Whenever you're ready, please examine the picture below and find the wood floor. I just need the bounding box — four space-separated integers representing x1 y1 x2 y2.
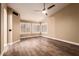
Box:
3 37 79 56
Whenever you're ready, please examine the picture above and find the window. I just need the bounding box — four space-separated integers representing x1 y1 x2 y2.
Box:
32 23 41 33
25 23 31 32
41 23 48 34
20 23 31 34
20 22 47 34
21 23 25 32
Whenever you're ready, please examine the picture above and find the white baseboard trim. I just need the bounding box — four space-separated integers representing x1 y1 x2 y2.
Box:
1 40 20 56
20 35 41 39
42 36 79 46
8 40 20 46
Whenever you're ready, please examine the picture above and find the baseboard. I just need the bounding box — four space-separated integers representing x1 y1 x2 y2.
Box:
8 40 20 46
1 40 20 56
42 36 79 46
20 35 41 39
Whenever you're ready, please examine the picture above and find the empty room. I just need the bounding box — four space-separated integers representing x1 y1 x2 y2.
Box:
0 3 79 56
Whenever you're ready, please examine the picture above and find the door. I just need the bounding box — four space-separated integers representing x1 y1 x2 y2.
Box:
7 8 13 44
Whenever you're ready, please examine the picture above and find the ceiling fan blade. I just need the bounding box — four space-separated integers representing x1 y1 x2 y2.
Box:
47 4 55 10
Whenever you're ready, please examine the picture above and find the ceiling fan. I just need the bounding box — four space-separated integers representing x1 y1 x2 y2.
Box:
34 3 55 15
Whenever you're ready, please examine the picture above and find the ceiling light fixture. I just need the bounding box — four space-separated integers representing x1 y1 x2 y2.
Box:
42 9 47 14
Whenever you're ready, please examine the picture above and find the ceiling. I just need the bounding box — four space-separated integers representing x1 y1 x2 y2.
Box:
8 3 69 22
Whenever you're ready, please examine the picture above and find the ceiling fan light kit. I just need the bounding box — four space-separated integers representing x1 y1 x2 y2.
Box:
42 9 47 14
